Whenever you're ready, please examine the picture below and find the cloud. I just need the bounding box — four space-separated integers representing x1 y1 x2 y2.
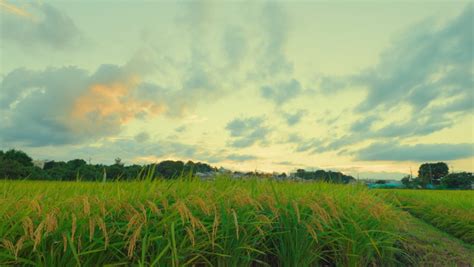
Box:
58 137 257 166
305 5 474 153
226 154 258 162
261 79 302 105
225 116 270 148
350 115 378 132
0 55 163 146
295 138 324 153
0 2 82 49
0 0 32 18
222 25 247 68
274 160 301 167
69 138 200 165
282 109 307 126
134 132 150 143
175 125 187 133
354 4 473 114
315 75 349 94
355 142 474 161
256 2 293 77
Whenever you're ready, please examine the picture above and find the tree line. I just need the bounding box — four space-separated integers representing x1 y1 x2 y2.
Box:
294 169 355 183
400 162 473 189
0 149 356 183
0 149 215 181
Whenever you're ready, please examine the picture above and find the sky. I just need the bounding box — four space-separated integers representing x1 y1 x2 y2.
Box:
0 0 473 179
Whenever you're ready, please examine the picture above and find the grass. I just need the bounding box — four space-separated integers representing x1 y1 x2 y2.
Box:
0 177 408 266
378 189 474 244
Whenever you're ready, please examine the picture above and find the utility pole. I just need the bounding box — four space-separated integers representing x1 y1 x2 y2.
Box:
429 164 433 185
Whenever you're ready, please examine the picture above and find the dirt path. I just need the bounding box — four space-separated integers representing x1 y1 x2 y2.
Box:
397 210 474 266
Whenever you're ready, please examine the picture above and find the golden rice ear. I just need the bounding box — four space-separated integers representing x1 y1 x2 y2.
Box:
1 239 15 257
15 235 26 259
71 214 77 243
232 209 239 240
96 217 109 249
62 233 68 252
127 223 143 259
82 197 91 216
33 221 45 251
89 217 95 241
22 217 34 239
45 212 58 234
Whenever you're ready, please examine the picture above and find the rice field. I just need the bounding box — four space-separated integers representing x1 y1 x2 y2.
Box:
378 190 474 244
0 177 472 266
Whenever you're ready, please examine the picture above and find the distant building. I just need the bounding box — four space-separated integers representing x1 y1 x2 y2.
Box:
367 180 404 189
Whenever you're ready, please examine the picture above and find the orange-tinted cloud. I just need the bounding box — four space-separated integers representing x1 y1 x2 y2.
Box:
0 0 33 19
69 73 167 136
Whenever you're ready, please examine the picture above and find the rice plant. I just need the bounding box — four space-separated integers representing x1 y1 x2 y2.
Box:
0 177 408 266
378 189 474 244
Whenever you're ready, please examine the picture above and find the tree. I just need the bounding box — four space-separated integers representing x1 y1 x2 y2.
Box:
4 149 33 166
0 159 29 179
67 159 87 170
124 165 143 180
401 175 411 187
26 166 48 180
441 172 473 189
294 168 355 183
156 160 185 179
106 164 125 180
44 161 66 170
46 163 74 181
418 162 449 185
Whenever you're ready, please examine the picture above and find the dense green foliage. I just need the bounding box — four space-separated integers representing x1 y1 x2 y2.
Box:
0 178 407 266
417 162 449 185
0 149 357 184
398 162 471 190
294 169 355 183
0 149 215 181
441 172 474 189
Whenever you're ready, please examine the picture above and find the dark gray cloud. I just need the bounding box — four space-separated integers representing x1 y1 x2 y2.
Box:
282 109 307 126
0 67 89 146
225 116 270 148
261 79 302 105
0 3 81 49
0 56 162 146
355 142 474 162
